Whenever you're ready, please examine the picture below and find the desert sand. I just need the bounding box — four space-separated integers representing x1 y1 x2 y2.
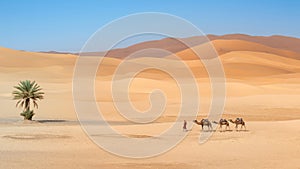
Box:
1 35 300 168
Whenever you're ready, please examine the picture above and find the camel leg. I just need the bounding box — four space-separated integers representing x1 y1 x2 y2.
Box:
207 125 211 131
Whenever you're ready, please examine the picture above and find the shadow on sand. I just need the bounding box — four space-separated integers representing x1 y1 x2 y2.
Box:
235 129 250 132
36 119 79 125
199 129 250 133
37 120 68 123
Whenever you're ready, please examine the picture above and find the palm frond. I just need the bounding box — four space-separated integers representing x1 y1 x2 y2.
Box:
12 80 44 112
33 100 38 109
15 100 22 107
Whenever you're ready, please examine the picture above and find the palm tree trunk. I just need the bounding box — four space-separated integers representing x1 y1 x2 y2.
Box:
24 98 30 120
25 98 30 111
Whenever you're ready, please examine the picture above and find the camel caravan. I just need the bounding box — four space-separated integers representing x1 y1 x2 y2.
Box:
188 118 246 132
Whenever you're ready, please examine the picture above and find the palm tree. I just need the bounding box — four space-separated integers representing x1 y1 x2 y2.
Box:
12 80 44 120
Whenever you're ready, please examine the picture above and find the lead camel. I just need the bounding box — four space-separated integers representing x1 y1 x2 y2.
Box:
193 119 213 131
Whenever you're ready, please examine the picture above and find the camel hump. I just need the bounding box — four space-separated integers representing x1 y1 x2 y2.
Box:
220 119 226 122
237 118 244 122
201 119 209 123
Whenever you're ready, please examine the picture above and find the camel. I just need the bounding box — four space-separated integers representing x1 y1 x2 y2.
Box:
213 119 230 131
193 119 212 131
229 118 246 131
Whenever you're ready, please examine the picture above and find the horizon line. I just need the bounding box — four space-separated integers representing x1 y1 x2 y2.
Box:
1 33 300 53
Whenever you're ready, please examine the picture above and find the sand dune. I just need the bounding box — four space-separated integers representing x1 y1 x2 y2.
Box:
212 39 300 60
221 51 300 77
79 34 300 59
1 36 300 120
0 47 76 68
1 34 300 168
172 39 300 60
208 33 300 54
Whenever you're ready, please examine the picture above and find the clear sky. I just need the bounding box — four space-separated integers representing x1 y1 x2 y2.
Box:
0 0 299 52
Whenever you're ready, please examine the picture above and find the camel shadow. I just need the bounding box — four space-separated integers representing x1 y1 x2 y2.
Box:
235 129 250 132
201 129 216 132
216 129 250 132
218 129 234 132
200 129 250 133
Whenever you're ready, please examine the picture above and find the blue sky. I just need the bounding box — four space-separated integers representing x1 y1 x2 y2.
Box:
0 0 299 52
